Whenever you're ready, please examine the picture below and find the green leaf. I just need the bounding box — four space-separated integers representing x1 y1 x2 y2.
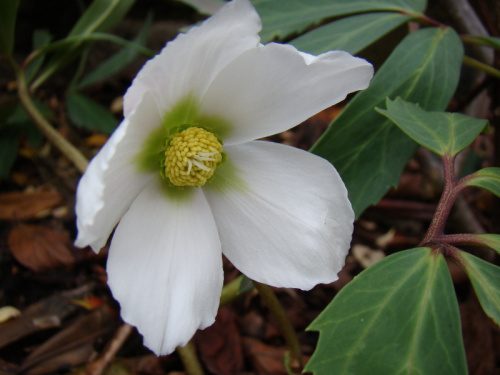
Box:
25 30 53 84
253 0 426 43
0 98 46 177
462 234 500 256
291 12 412 55
66 92 119 134
306 248 467 375
0 127 20 179
32 0 135 89
76 12 154 89
460 251 500 326
465 167 500 197
376 97 488 156
68 0 135 37
0 0 19 56
311 27 463 218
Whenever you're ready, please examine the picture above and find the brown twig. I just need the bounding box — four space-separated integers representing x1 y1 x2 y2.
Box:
85 323 134 375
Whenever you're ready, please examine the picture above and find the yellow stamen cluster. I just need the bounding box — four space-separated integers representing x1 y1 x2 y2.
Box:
164 127 223 187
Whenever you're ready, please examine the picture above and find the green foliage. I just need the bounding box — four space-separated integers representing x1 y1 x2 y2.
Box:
0 128 20 179
311 27 463 218
460 252 500 326
0 100 46 178
466 167 500 198
0 0 19 56
68 0 135 37
25 30 53 84
291 12 412 55
376 97 488 157
306 248 467 375
76 12 154 89
66 93 119 134
467 234 500 255
463 35 500 50
253 0 426 43
31 0 136 89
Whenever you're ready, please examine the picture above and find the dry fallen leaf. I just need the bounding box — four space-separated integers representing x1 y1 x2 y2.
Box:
7 224 74 272
0 190 62 220
85 133 109 147
196 307 244 375
0 306 21 323
21 305 117 375
0 284 95 349
351 244 385 269
242 337 287 375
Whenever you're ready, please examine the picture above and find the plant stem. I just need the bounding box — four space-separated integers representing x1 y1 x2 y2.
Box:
421 155 459 244
463 55 500 78
176 341 205 375
252 281 304 372
219 275 253 306
16 69 89 173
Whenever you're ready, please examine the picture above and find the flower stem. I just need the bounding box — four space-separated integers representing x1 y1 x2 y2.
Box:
252 281 304 372
16 68 89 173
176 341 205 375
219 275 254 306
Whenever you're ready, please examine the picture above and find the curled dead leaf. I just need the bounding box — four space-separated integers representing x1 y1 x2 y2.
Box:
0 306 21 323
0 190 62 220
7 225 74 272
351 244 385 269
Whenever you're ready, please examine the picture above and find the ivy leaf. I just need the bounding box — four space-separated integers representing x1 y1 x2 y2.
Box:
311 27 463 218
0 0 19 56
465 167 500 198
291 12 412 55
460 252 500 326
253 0 426 43
306 248 467 375
376 97 488 156
66 92 118 134
467 234 500 255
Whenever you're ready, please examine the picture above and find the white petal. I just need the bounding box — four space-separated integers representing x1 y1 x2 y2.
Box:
123 0 261 116
204 141 354 290
107 182 223 355
75 93 161 252
200 43 373 145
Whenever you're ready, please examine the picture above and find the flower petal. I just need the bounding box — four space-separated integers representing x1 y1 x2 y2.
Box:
107 181 223 355
123 0 261 117
75 93 161 252
200 43 373 145
204 141 354 290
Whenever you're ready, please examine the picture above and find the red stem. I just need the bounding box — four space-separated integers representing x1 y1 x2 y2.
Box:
421 155 459 244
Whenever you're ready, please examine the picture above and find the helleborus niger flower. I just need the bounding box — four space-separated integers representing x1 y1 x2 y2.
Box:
75 0 373 355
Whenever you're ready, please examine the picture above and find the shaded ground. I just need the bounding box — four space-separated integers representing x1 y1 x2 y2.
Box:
1 1 499 374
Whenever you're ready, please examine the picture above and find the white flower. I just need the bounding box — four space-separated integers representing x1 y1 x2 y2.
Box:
75 0 373 355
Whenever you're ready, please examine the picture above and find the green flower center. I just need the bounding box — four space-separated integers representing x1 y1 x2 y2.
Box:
163 127 223 187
